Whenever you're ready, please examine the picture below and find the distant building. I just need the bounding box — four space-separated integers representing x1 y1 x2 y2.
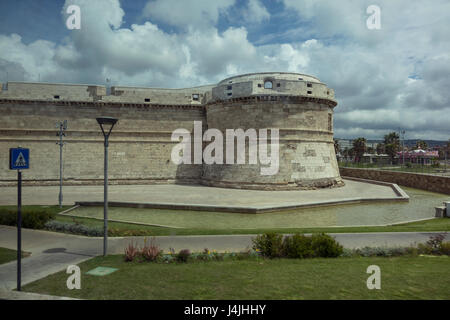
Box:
397 148 439 165
361 153 390 164
336 139 352 151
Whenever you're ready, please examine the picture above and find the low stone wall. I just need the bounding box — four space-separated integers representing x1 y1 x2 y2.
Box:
340 167 450 195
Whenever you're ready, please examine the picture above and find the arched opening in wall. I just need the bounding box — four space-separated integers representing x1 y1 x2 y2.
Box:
264 80 273 89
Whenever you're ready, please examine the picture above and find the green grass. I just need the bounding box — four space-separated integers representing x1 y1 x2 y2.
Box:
0 247 30 265
1 202 449 237
22 254 450 300
0 205 71 215
54 214 450 236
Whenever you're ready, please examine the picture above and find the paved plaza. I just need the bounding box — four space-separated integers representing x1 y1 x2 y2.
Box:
0 178 407 212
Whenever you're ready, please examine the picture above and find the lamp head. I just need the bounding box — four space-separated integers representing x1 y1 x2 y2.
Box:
96 117 118 137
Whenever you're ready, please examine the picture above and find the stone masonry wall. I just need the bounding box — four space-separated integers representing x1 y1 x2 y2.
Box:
340 167 450 195
0 101 204 186
203 98 342 190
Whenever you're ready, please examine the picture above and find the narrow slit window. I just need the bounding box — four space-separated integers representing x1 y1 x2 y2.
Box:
144 98 150 102
54 95 60 99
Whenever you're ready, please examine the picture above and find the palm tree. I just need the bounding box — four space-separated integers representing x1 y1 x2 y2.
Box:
415 140 428 150
352 137 367 163
384 132 400 164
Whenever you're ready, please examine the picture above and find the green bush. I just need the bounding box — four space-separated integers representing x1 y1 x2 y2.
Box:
0 208 55 229
439 242 450 255
44 220 103 236
176 249 191 263
253 233 343 259
310 233 343 258
282 234 314 258
351 246 417 257
252 232 284 258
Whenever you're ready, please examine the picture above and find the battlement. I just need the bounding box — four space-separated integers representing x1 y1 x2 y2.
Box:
0 81 215 105
0 72 336 107
212 72 336 103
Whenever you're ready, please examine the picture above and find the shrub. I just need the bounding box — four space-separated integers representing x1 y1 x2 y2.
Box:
0 209 55 229
176 249 191 263
44 220 103 236
282 234 314 259
352 246 416 257
252 233 283 258
124 241 139 262
426 233 447 252
439 242 450 255
310 233 343 258
140 238 163 262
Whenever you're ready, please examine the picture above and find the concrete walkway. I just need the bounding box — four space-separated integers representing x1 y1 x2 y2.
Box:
0 179 407 212
0 225 446 295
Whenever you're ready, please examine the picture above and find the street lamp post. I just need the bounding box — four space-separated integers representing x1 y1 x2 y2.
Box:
56 120 67 208
96 117 118 256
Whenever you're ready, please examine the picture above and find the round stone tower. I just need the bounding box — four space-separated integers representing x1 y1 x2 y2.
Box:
202 72 344 190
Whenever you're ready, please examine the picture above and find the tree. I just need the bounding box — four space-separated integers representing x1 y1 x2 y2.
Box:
383 132 400 163
415 140 428 150
352 137 367 163
376 143 385 155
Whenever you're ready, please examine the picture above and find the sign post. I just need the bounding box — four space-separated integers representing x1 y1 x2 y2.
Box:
9 147 29 291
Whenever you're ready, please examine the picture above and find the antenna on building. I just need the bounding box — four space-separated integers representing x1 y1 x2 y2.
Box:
106 78 111 95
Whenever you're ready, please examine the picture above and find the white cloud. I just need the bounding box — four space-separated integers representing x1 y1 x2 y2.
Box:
0 0 448 140
242 0 270 24
142 0 235 29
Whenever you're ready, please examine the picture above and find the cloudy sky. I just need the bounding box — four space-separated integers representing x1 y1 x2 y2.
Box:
0 0 449 140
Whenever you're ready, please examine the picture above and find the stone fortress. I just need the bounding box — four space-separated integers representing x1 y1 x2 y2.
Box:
0 72 343 190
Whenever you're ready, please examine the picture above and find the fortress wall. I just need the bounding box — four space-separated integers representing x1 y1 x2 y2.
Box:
340 167 450 195
0 101 204 185
0 72 342 190
104 85 214 105
0 82 106 102
212 79 335 101
203 99 342 190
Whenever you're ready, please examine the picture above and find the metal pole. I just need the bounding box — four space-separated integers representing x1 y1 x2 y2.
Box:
58 124 63 208
103 135 108 256
17 170 22 291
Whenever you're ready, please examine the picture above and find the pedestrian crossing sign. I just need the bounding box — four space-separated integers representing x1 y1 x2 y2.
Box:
10 148 30 170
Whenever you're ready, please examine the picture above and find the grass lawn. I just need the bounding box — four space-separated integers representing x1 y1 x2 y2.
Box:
22 255 450 300
0 205 71 215
55 213 450 236
0 247 30 265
